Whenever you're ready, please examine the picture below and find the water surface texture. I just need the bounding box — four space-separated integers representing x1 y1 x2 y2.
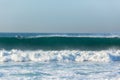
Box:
0 33 120 80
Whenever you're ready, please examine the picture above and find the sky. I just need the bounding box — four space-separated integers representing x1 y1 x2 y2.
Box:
0 0 120 33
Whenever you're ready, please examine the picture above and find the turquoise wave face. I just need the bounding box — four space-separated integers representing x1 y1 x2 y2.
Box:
0 37 120 50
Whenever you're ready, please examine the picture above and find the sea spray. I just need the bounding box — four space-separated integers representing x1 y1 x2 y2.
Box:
0 49 120 62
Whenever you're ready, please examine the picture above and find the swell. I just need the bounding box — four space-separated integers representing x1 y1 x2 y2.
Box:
0 37 120 50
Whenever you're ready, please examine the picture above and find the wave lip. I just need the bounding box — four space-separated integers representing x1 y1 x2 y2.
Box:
0 49 120 62
28 34 120 38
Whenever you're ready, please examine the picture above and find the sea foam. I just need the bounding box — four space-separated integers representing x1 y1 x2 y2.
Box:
0 49 120 62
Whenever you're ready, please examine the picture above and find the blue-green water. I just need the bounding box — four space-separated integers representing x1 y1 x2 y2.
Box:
0 33 120 80
0 33 120 50
0 62 120 80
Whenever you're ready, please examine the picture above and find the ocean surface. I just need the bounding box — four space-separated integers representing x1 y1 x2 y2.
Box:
0 33 120 80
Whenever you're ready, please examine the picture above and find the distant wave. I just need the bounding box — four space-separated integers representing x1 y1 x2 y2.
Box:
0 49 120 62
28 34 120 38
1 33 120 38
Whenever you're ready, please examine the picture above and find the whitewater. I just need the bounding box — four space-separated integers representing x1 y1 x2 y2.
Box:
0 49 120 62
0 33 120 80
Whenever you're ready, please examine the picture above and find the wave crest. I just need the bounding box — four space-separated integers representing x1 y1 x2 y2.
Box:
0 49 120 62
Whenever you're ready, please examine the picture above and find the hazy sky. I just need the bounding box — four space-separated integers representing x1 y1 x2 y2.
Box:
0 0 120 33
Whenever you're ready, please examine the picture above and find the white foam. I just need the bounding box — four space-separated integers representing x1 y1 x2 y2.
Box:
28 34 120 38
0 60 120 80
0 49 120 62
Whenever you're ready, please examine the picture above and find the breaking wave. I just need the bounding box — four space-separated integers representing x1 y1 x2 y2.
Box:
0 49 120 62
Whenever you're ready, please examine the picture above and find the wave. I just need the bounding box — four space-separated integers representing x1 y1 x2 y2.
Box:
0 37 120 50
0 49 120 62
28 34 120 38
1 33 120 38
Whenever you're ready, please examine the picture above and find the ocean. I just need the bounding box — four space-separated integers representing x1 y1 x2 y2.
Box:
0 33 120 80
